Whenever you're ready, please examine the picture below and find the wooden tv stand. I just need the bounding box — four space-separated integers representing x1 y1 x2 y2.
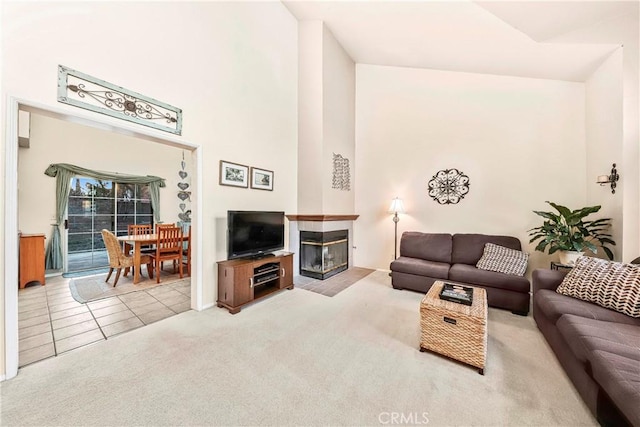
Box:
216 252 294 314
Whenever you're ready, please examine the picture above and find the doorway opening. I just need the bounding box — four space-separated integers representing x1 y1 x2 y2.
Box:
4 97 202 380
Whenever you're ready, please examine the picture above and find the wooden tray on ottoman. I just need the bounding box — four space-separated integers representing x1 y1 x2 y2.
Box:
419 281 488 374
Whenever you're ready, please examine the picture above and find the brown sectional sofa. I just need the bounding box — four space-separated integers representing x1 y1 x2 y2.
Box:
533 268 640 427
390 232 530 315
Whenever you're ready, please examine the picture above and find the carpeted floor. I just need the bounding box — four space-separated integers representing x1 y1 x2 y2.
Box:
1 271 596 426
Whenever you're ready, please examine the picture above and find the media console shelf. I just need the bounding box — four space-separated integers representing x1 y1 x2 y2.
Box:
216 252 294 314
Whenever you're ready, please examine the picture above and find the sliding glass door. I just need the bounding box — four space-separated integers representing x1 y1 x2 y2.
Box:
67 178 153 273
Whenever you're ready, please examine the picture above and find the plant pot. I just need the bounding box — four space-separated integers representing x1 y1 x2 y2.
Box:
558 250 584 266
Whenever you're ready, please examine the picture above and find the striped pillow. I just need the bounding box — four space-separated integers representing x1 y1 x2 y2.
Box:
475 243 528 276
557 256 640 318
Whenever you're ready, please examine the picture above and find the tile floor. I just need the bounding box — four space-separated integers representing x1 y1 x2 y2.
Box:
294 267 375 297
18 274 191 368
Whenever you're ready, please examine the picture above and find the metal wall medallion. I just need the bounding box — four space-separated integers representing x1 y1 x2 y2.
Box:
428 168 470 204
57 65 182 135
332 153 351 191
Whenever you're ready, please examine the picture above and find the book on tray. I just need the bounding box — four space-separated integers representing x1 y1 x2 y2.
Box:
439 283 473 306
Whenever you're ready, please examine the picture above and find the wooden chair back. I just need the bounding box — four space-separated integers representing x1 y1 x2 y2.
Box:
149 226 184 283
155 223 176 233
128 224 153 236
183 225 192 276
157 226 183 256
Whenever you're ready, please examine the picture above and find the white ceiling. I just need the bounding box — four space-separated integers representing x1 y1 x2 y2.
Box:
283 0 632 82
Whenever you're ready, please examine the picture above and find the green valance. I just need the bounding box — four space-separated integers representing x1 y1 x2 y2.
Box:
44 163 166 187
44 163 166 270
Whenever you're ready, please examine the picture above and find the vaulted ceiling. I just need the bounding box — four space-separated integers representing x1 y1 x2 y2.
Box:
283 0 635 81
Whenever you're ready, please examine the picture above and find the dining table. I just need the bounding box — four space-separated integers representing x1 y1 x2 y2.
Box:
117 233 189 284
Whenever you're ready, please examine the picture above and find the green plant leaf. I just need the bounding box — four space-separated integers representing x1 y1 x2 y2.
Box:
603 247 614 260
548 201 571 217
529 202 615 258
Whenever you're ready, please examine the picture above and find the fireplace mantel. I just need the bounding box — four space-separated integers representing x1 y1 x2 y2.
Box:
286 214 359 222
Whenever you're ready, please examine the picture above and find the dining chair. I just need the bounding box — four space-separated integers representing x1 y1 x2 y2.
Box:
128 223 153 236
155 223 176 233
149 226 183 283
101 229 153 286
127 223 155 254
181 225 192 276
154 223 177 271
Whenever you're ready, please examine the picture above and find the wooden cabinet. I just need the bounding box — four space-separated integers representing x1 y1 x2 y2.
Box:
217 252 294 314
19 234 46 289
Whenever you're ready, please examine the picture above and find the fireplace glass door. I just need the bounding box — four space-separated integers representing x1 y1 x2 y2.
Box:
300 230 348 280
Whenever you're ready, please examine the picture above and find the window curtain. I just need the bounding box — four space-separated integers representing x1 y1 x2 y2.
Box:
43 163 166 270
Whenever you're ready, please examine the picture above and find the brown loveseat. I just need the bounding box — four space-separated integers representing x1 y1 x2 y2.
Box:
533 269 640 427
389 232 530 315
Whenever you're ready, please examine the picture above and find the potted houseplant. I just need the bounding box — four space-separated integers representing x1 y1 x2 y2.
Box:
528 201 615 264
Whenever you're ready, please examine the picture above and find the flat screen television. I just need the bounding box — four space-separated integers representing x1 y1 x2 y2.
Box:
227 210 285 260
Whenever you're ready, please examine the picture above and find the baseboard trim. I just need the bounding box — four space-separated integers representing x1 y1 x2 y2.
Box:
198 302 215 311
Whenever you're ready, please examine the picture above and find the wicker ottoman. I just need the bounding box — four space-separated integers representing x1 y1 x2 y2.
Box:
419 281 488 374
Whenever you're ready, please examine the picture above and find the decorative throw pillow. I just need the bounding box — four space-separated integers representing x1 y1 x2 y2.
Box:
557 256 640 318
475 243 529 276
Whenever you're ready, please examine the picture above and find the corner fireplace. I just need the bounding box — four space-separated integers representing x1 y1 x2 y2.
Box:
300 230 348 280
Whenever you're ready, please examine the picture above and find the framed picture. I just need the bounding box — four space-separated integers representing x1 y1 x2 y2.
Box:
219 160 249 188
250 167 274 191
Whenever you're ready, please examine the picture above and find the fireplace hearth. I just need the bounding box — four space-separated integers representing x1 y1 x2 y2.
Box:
300 230 348 280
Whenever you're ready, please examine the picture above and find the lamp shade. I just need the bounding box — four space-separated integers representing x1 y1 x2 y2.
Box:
389 197 405 214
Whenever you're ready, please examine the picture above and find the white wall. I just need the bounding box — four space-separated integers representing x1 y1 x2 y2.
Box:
18 113 186 237
585 49 624 260
322 25 356 214
297 21 355 214
1 1 297 379
297 21 324 214
548 7 639 261
354 64 586 272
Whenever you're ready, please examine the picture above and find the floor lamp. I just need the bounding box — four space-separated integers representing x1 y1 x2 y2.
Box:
389 197 405 260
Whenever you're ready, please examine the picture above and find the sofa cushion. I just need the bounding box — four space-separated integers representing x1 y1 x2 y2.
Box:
390 257 450 279
399 232 452 263
532 268 568 293
556 314 640 364
448 263 530 293
451 234 522 265
534 289 640 326
476 243 528 276
590 350 640 427
557 256 640 318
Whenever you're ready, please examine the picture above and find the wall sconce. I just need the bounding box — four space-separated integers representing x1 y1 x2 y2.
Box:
389 197 406 260
596 163 619 194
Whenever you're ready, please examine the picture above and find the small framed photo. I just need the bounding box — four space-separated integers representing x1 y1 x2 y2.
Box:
219 160 249 188
250 167 274 191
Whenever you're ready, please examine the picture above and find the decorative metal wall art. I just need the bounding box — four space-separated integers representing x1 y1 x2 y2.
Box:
332 153 351 191
428 168 470 204
57 65 182 135
177 151 191 222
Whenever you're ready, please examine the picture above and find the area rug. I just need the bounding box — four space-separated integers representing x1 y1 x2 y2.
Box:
70 270 190 303
62 268 110 278
294 267 375 297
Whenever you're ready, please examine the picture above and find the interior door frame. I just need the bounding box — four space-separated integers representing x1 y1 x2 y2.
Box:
3 95 203 380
